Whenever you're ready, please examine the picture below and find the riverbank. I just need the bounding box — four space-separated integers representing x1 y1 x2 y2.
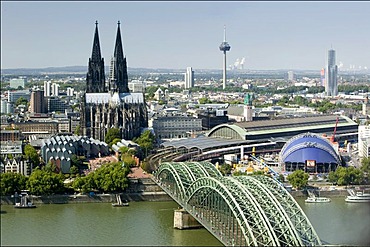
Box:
1 177 171 205
2 177 369 205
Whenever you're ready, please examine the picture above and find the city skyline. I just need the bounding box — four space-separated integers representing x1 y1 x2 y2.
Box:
1 1 370 70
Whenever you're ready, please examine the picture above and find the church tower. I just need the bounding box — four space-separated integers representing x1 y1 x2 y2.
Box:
86 21 105 93
109 21 129 93
243 93 253 122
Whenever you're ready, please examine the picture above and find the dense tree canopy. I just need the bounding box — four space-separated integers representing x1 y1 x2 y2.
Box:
287 170 309 189
0 172 28 196
105 128 121 145
328 166 365 186
72 162 131 193
24 144 40 167
360 157 370 183
26 168 65 195
15 96 28 107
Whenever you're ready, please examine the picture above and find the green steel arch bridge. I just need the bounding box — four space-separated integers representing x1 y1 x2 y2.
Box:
153 161 322 246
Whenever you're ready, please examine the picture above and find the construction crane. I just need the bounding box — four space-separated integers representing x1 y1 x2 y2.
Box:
330 116 339 143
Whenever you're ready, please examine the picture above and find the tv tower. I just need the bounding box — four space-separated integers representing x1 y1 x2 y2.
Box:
219 25 231 90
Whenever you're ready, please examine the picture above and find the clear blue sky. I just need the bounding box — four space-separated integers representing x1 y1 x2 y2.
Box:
1 1 370 70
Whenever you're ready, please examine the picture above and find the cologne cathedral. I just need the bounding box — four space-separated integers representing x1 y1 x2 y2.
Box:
80 21 148 141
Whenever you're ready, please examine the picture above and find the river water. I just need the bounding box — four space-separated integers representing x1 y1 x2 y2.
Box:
1 198 369 246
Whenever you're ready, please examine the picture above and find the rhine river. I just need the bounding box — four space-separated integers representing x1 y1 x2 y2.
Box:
1 198 369 246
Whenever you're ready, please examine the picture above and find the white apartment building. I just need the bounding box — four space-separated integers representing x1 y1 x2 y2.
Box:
51 83 59 96
44 81 51 96
358 125 370 158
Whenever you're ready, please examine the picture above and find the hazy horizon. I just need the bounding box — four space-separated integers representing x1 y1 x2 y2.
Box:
2 1 370 71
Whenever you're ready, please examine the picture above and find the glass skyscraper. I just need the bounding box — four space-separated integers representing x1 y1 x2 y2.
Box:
325 49 338 96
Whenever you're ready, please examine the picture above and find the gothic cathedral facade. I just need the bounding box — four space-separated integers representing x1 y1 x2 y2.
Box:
80 21 148 141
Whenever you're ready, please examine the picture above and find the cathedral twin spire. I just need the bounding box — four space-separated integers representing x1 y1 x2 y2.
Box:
86 21 129 94
91 21 102 62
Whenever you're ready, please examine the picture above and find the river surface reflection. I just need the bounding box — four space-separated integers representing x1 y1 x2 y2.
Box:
1 198 369 246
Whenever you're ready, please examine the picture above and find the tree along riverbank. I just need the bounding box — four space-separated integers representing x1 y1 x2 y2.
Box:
2 177 369 205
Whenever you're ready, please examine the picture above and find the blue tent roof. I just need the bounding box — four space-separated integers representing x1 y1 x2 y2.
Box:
280 133 340 164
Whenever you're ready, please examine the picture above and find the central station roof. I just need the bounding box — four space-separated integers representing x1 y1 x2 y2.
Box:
161 136 251 151
160 115 357 152
207 115 357 140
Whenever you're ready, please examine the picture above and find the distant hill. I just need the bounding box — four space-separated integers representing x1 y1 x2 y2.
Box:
1 66 190 76
1 66 88 75
1 65 333 77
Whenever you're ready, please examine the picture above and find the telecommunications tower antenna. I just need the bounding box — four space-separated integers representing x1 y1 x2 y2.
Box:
219 25 231 90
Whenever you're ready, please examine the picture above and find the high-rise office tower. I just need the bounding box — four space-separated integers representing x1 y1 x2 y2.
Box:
325 49 338 96
184 67 194 89
219 25 231 90
30 89 45 113
44 81 51 97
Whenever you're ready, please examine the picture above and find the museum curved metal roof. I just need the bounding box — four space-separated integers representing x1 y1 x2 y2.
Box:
279 132 341 164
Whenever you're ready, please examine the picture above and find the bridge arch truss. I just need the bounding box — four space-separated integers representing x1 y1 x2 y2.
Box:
153 162 321 246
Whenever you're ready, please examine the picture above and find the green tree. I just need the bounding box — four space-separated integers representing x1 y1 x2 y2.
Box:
15 96 28 107
105 128 121 145
71 154 82 168
287 170 309 189
74 124 81 135
70 166 79 176
121 153 137 167
0 173 28 196
140 160 151 173
24 144 39 167
277 95 290 106
198 97 213 104
360 157 370 174
43 161 58 173
278 174 285 183
72 175 94 193
110 138 122 147
293 96 309 106
328 166 364 186
133 130 155 158
219 163 232 176
72 162 131 193
26 169 66 195
145 86 162 100
119 146 137 156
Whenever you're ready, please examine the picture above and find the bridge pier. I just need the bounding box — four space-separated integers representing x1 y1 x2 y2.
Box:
173 208 202 229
